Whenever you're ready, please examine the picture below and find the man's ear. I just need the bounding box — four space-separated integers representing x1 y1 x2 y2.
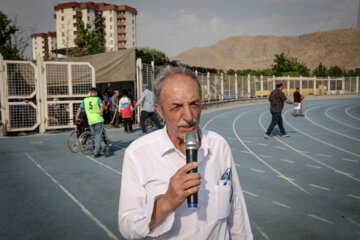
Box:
155 103 164 120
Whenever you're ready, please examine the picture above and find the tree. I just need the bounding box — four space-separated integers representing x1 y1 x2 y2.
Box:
0 10 20 60
272 53 310 77
312 63 328 77
327 65 343 77
11 15 34 59
139 47 169 60
69 21 105 57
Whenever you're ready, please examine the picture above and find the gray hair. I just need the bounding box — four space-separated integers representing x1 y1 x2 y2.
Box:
154 66 202 112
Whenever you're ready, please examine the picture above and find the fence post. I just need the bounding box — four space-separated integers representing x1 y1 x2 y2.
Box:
0 54 7 134
37 57 46 133
272 75 275 90
247 74 251 99
300 75 303 92
342 76 345 94
356 76 359 94
260 74 264 98
287 75 290 96
136 58 143 124
221 72 224 101
313 76 317 95
207 72 210 102
235 73 238 99
328 76 331 92
151 61 155 91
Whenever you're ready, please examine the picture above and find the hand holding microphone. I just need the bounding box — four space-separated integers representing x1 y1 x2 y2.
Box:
184 130 199 208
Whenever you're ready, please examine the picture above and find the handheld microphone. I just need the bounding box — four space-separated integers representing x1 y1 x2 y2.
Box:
184 130 199 208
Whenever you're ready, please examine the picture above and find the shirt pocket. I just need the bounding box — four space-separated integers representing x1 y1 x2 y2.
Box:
214 180 232 219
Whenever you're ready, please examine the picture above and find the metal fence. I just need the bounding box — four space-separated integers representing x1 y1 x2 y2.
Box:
135 60 359 105
0 55 95 134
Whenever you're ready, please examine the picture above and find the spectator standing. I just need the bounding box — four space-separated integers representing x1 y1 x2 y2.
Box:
119 89 133 133
264 82 298 139
136 84 162 136
118 67 253 239
102 89 111 124
293 87 304 117
76 88 109 158
111 89 120 128
128 88 135 122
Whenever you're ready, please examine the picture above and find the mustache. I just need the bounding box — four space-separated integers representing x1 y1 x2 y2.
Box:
177 119 197 127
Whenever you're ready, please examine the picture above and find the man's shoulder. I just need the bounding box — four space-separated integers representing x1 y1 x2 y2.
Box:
126 130 163 153
203 129 228 145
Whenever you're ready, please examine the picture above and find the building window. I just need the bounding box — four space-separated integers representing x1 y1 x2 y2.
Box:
132 19 134 24
73 23 76 27
110 17 112 22
74 31 77 35
110 40 113 44
110 10 112 14
61 16 64 21
61 9 64 13
87 16 90 21
133 42 135 46
62 39 65 44
110 33 112 37
87 9 90 13
110 25 112 30
62 24 64 29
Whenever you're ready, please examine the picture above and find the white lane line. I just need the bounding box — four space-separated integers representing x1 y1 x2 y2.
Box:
278 110 360 182
281 159 294 164
241 150 251 154
348 194 360 200
85 156 122 175
243 140 252 143
24 153 119 240
234 163 241 167
306 164 322 169
345 106 360 121
305 106 360 142
317 154 331 158
234 110 310 194
325 106 360 130
30 141 44 144
283 108 360 158
278 175 294 181
309 184 329 191
272 201 290 209
345 216 360 228
243 190 259 197
259 154 272 158
203 108 241 129
251 168 266 173
252 221 270 240
257 143 268 146
301 151 308 154
275 146 286 150
308 214 334 224
343 158 359 163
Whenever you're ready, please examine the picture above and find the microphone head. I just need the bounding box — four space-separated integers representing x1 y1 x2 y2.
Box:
184 130 199 150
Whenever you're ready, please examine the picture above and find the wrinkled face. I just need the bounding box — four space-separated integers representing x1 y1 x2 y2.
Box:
156 73 201 141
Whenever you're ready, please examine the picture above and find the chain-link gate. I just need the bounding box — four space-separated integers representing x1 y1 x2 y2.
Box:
0 55 95 135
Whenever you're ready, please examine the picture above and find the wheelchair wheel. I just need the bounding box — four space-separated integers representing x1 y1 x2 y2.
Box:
78 131 94 155
66 130 79 153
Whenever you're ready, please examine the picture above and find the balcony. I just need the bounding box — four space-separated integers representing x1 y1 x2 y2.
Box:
116 14 125 18
117 29 126 34
117 44 126 49
117 37 126 41
117 21 126 26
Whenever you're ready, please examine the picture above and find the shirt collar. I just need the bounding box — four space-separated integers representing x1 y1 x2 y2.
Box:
159 126 211 160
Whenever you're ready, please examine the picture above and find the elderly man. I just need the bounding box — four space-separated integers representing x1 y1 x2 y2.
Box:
118 67 253 239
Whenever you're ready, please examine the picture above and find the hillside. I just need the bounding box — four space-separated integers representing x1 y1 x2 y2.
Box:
171 28 360 71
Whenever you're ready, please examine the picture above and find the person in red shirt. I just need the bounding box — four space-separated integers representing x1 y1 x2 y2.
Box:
293 88 304 117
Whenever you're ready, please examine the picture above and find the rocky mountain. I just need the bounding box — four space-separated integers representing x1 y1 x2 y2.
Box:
171 28 360 71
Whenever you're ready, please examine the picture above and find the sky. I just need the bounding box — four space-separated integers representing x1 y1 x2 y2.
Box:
2 0 360 59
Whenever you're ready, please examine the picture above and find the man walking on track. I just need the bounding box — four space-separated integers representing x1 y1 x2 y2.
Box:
76 88 109 158
111 89 120 127
264 82 298 139
293 87 304 117
136 83 162 136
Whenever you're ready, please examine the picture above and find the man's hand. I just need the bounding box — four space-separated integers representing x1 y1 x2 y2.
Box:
162 162 201 211
294 102 298 106
149 162 201 231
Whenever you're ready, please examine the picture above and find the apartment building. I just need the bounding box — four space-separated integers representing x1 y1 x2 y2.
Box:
30 32 57 60
53 2 137 56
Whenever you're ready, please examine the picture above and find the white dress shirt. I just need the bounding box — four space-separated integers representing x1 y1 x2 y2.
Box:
118 127 253 240
135 89 155 112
